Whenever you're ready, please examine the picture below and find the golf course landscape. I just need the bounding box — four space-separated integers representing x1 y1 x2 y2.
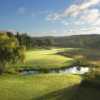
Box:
1 0 100 99
0 42 82 100
1 32 100 100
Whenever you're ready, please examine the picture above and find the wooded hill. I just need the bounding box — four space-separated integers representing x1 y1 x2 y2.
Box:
15 33 100 49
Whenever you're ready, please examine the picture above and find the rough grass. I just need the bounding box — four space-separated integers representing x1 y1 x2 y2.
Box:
58 48 100 67
72 84 100 100
0 74 81 100
15 48 74 69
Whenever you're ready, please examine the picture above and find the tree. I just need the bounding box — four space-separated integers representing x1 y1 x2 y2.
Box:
16 32 33 49
0 32 25 74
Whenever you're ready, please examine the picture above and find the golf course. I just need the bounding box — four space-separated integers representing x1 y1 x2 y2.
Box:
0 47 82 100
15 48 74 69
0 32 100 100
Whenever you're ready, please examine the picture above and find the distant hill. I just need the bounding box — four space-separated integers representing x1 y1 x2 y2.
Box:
32 34 100 48
55 34 100 48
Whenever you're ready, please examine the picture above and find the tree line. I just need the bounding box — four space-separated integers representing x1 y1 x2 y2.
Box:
15 33 100 49
15 32 54 49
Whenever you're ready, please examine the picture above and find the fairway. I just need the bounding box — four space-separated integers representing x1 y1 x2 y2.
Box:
16 48 74 69
0 74 81 100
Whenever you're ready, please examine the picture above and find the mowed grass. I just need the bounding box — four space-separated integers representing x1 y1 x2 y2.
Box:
0 74 81 100
16 48 74 69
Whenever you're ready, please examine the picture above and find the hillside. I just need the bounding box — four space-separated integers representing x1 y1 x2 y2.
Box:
16 33 100 49
53 34 100 48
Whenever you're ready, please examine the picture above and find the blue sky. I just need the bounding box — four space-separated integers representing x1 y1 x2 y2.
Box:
0 0 100 36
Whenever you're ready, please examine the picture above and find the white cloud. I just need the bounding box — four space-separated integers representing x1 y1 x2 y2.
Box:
94 19 100 26
80 9 100 23
47 13 61 21
76 26 100 34
63 25 100 35
61 20 69 26
78 0 100 10
47 0 100 20
46 0 100 35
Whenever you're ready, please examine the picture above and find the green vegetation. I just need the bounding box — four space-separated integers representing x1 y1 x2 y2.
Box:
15 33 55 49
58 48 100 67
15 48 74 69
72 85 100 100
15 33 100 49
0 74 81 100
72 70 100 100
0 32 25 74
0 32 100 100
71 66 100 100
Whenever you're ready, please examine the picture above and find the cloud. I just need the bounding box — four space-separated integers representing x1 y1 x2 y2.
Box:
94 19 100 26
80 9 100 23
46 12 61 21
61 20 69 26
75 26 100 34
47 0 100 20
62 25 100 36
46 0 100 35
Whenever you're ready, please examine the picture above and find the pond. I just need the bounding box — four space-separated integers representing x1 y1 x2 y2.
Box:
19 66 89 75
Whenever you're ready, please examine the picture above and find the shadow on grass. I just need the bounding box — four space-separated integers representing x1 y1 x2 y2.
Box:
72 81 100 100
32 81 100 100
72 86 100 100
32 85 79 100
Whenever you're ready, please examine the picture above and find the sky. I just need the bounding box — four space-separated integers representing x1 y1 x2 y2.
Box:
0 0 100 36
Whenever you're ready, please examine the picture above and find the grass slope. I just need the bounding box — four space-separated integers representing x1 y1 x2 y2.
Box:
0 74 81 100
15 48 74 69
